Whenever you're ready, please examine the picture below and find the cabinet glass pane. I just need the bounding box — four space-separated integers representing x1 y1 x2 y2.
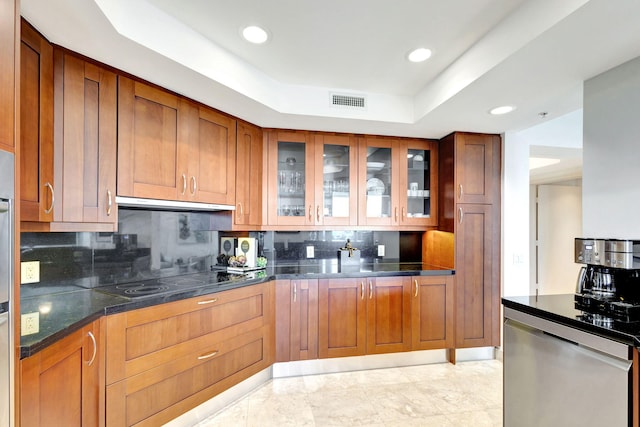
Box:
366 147 391 218
407 149 430 218
323 144 350 218
277 141 306 216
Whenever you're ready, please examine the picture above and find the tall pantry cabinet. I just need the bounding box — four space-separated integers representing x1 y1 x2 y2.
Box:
439 132 501 349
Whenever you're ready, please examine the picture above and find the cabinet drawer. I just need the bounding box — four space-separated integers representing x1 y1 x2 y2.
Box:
106 326 269 427
106 283 271 384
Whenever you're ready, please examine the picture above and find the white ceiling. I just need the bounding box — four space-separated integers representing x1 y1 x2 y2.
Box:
20 0 640 150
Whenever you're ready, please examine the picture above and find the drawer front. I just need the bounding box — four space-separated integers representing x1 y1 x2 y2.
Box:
106 283 271 384
106 326 269 427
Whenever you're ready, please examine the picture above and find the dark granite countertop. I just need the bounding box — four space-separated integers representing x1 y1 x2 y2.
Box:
502 294 640 347
20 262 453 358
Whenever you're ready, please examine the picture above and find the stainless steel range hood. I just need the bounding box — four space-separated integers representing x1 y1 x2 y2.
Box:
115 196 236 212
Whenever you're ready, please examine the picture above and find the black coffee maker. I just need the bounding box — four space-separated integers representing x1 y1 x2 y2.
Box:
575 238 640 324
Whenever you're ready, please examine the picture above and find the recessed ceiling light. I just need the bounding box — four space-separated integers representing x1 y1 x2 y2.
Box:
489 105 516 115
407 48 432 63
242 25 269 44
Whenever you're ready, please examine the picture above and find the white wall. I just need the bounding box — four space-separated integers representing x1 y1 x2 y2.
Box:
583 56 640 237
501 131 531 297
535 185 582 294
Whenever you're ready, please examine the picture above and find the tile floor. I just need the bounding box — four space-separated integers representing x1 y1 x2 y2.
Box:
194 359 503 426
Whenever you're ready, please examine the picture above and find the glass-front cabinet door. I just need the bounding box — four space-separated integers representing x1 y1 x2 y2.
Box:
267 130 315 226
315 134 357 226
358 137 400 226
399 139 438 226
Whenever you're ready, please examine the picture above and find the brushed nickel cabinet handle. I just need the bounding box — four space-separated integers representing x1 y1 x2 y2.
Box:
86 331 97 366
459 207 464 224
181 174 187 195
107 189 112 216
197 298 218 305
414 279 419 298
369 281 373 299
316 205 320 222
191 176 197 195
402 207 406 220
459 184 463 199
293 282 297 302
360 282 365 300
197 350 219 360
238 202 243 216
308 205 312 221
394 207 398 222
44 182 55 214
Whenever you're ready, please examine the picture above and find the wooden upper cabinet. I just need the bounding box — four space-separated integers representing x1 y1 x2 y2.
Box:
20 19 54 222
313 133 358 227
53 50 117 230
266 130 316 227
234 121 263 228
358 136 401 227
118 76 237 206
454 132 500 205
117 76 183 201
0 0 17 151
182 102 236 205
398 138 438 228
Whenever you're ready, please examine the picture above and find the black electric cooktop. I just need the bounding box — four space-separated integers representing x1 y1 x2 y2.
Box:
94 270 250 299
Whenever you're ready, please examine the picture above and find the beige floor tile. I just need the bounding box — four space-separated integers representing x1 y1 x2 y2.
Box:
193 360 503 427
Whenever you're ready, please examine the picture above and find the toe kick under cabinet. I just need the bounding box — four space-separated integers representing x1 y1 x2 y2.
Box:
104 282 274 427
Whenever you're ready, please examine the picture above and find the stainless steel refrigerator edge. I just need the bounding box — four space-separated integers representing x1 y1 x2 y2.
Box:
0 150 15 427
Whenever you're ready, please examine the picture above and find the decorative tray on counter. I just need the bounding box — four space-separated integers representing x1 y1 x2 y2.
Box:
227 266 266 273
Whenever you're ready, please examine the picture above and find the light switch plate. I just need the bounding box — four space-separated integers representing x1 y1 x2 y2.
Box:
21 312 39 336
21 261 40 284
306 246 315 258
378 245 385 257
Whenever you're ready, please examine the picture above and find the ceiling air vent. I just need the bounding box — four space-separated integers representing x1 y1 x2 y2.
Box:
330 93 367 110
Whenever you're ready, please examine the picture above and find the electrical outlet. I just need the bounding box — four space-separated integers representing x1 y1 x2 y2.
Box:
306 246 315 258
21 261 40 284
378 245 385 257
21 312 39 336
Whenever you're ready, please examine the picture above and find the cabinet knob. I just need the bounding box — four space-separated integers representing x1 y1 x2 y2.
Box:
44 182 55 214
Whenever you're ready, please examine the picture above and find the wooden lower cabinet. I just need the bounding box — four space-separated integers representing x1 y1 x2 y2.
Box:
104 282 274 426
20 319 104 427
275 279 319 362
318 276 412 358
455 203 499 348
411 275 454 350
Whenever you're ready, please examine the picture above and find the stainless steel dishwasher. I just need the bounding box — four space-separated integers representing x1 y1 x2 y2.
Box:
504 307 632 427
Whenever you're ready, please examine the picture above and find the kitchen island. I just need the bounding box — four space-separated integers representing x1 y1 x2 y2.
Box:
502 294 639 426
